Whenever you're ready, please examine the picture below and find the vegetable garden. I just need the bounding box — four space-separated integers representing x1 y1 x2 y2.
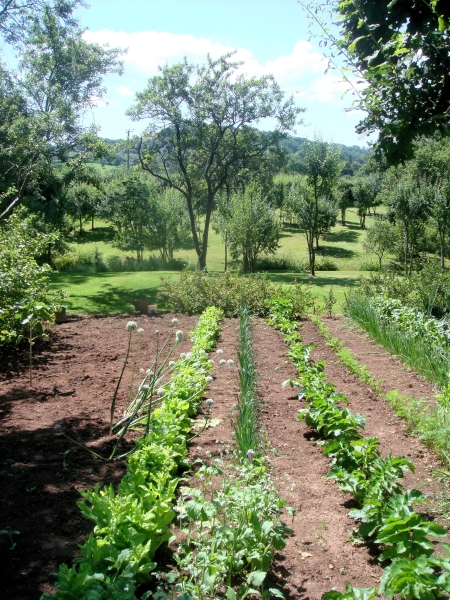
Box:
2 292 450 599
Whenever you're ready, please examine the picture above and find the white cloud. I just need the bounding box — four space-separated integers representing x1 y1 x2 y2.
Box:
115 85 135 97
83 29 330 86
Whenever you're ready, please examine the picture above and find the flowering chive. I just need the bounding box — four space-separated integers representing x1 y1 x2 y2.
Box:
126 321 137 331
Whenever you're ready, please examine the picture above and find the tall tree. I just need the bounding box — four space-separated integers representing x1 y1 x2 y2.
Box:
292 138 341 275
127 53 301 270
299 0 450 163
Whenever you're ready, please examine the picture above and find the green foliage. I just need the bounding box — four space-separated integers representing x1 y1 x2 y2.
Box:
42 307 223 600
300 0 450 163
363 218 397 269
0 209 63 344
225 186 280 274
234 305 260 458
159 270 316 317
345 293 450 388
169 461 291 600
128 52 301 270
322 583 377 600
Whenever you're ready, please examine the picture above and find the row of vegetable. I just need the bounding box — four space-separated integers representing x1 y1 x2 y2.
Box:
267 299 450 600
150 304 291 599
42 307 223 600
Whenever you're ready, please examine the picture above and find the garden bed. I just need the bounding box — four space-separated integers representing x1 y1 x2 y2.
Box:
0 314 447 599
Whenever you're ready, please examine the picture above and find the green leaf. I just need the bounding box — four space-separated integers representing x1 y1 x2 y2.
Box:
247 571 267 587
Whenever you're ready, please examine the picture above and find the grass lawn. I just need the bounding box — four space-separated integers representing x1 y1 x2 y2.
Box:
59 207 385 315
50 269 364 315
71 207 379 272
49 271 179 314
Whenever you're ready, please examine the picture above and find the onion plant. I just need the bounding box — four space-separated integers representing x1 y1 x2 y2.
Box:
234 304 260 459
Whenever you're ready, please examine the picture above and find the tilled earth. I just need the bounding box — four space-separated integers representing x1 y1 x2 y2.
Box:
0 313 447 599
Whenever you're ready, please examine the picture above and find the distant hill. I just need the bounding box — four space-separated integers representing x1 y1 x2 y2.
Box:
279 136 370 176
94 134 370 176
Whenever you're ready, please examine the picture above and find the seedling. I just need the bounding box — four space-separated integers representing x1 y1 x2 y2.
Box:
1 529 20 550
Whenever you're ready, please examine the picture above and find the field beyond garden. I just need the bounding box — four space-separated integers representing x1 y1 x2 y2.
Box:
0 312 444 599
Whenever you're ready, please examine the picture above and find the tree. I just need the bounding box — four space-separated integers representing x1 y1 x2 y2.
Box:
336 177 354 226
147 188 190 261
382 170 430 274
17 3 123 159
315 198 338 249
299 0 450 163
363 217 397 269
127 53 301 270
352 177 373 229
102 176 153 262
290 139 341 275
411 137 450 270
225 186 280 274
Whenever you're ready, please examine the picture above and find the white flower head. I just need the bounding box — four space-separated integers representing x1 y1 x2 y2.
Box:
138 328 144 334
193 361 201 368
54 424 61 430
216 349 224 355
142 384 149 391
186 352 192 358
205 398 214 406
171 318 178 325
180 352 186 359
246 449 255 463
227 359 234 366
205 376 213 383
176 330 183 343
169 360 176 367
155 329 160 335
208 359 215 365
146 369 153 376
199 349 206 356
139 368 144 374
126 321 137 331
219 359 226 366
157 387 165 396
196 382 202 388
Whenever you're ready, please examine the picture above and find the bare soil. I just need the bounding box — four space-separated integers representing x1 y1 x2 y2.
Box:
0 314 447 599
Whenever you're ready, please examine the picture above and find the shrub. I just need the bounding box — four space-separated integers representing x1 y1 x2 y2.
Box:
158 271 316 317
255 253 308 272
359 259 384 272
0 210 64 344
316 257 339 271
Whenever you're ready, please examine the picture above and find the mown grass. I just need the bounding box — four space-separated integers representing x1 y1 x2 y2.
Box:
49 271 178 314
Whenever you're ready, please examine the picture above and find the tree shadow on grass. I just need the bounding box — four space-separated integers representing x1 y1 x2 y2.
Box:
265 271 360 291
315 244 357 259
70 226 115 246
323 228 361 243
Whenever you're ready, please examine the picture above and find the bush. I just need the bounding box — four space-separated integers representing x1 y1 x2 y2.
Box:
255 253 309 272
158 271 316 317
53 251 187 273
0 210 64 344
315 257 339 271
357 262 450 317
359 259 384 272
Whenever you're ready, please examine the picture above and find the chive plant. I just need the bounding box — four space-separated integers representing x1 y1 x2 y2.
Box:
234 304 260 459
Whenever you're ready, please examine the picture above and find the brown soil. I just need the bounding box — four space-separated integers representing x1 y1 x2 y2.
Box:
0 314 447 600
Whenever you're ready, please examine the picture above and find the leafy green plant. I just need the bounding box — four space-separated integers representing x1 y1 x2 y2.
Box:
42 307 223 600
323 287 337 317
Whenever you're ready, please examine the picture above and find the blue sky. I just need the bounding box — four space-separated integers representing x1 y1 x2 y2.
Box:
75 0 371 147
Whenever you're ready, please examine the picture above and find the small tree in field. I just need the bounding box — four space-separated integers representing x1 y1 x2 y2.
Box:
363 217 397 269
226 186 280 274
289 139 341 276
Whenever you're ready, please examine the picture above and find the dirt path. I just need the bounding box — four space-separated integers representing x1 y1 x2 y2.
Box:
321 316 437 402
252 318 382 599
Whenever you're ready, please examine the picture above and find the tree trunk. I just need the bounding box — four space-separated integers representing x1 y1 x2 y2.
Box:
315 235 320 250
224 231 228 272
341 208 346 226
